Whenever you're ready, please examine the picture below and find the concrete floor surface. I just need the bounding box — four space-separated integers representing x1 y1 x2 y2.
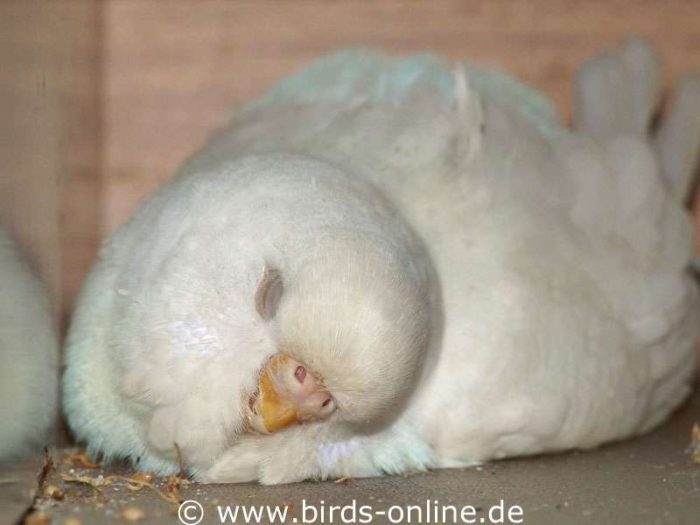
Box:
2 387 699 525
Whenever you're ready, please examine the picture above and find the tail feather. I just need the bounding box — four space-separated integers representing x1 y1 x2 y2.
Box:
575 39 700 207
574 39 661 140
654 75 700 204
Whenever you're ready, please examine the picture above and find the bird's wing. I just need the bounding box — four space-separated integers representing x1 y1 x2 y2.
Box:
237 49 563 139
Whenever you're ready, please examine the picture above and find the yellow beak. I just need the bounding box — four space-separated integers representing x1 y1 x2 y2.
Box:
257 366 301 432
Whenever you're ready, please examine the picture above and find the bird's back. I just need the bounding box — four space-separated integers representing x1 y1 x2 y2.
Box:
203 45 700 463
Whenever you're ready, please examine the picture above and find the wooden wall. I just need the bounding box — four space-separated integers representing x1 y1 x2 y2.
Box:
2 1 700 321
0 0 101 323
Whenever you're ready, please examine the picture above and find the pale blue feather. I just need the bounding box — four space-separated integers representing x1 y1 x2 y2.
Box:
247 49 565 139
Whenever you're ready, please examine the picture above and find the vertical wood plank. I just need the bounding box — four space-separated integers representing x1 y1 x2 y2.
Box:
0 0 101 323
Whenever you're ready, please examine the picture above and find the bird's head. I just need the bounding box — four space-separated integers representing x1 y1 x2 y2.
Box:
125 154 437 473
242 233 435 437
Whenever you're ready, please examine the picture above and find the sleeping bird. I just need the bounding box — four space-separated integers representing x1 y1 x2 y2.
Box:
63 39 700 483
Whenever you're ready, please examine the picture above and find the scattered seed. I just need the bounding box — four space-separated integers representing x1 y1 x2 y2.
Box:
62 451 100 469
130 472 156 484
121 506 145 522
26 512 52 525
44 484 65 501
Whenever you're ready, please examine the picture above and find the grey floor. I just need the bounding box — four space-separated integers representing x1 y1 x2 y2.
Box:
2 386 699 525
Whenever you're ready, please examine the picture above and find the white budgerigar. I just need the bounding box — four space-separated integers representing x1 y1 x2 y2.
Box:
63 40 700 483
0 227 58 462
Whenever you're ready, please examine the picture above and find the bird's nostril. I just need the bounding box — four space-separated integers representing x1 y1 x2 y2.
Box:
322 398 332 408
295 365 306 383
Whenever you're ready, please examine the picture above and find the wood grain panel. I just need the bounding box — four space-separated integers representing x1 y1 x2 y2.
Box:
0 0 101 322
103 0 700 235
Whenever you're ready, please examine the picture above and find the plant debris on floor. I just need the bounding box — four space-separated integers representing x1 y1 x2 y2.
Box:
23 447 190 524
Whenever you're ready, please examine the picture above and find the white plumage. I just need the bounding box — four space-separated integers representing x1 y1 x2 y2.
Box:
0 227 58 461
63 40 700 483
